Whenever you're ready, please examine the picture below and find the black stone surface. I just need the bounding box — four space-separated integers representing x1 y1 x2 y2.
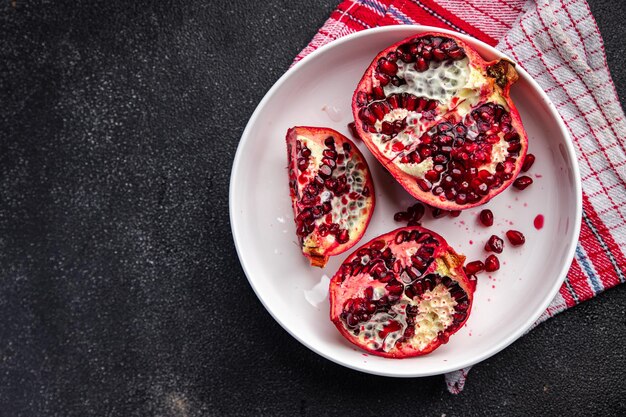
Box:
1 1 625 416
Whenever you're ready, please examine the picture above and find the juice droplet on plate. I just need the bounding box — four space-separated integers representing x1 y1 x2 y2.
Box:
534 214 544 230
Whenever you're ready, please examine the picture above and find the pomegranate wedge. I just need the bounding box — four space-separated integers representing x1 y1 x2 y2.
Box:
330 226 473 358
352 32 528 210
287 126 375 267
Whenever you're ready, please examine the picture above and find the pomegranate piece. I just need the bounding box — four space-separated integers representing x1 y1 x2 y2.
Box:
522 153 535 172
329 226 474 358
513 175 533 190
287 126 375 267
479 209 494 227
352 33 529 210
506 230 525 246
484 254 500 272
485 235 504 253
465 260 485 275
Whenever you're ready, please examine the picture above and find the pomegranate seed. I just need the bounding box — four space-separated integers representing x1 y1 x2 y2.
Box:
484 255 500 272
506 230 526 246
391 142 405 152
479 209 493 227
465 260 485 275
513 176 533 190
414 57 428 72
485 235 504 253
449 210 461 217
394 211 408 222
522 153 535 172
378 58 398 76
431 208 447 218
336 230 350 244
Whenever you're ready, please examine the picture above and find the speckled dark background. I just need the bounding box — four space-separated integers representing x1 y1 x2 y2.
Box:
1 0 625 416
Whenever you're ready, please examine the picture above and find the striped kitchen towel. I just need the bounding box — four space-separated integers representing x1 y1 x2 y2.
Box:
293 0 626 393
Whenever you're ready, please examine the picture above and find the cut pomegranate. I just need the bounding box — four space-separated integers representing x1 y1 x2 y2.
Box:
329 226 473 358
352 32 529 210
287 126 375 267
513 175 533 190
479 209 494 227
484 254 500 272
485 235 504 253
506 230 525 246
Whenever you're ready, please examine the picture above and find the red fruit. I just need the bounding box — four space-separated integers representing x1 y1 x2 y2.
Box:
287 127 375 267
485 235 504 253
465 260 485 275
352 33 529 210
479 209 494 227
522 153 535 172
347 122 361 141
506 230 525 246
329 226 473 358
484 254 500 272
513 176 533 190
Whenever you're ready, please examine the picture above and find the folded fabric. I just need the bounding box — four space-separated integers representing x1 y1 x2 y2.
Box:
293 0 626 393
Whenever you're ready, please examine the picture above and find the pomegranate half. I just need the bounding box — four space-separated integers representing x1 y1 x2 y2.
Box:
352 32 528 210
330 226 473 358
287 126 375 268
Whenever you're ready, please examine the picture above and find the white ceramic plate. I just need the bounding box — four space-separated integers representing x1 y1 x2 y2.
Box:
230 26 581 376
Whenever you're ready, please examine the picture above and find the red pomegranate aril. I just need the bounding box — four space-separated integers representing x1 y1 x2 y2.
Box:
506 230 526 246
465 260 484 275
479 209 494 227
450 210 461 217
394 211 409 222
378 58 398 76
485 254 500 272
513 176 533 190
415 56 428 72
485 235 504 253
431 208 447 218
417 179 432 192
522 153 535 172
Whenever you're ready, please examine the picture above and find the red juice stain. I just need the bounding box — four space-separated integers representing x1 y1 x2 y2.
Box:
469 240 473 245
534 214 545 230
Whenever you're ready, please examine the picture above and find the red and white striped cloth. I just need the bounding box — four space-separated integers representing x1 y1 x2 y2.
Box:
293 0 626 393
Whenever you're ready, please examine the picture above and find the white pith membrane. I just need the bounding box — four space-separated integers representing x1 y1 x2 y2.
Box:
370 57 510 178
294 135 372 249
339 239 464 353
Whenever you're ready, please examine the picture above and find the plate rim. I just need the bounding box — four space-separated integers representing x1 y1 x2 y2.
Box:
229 25 583 377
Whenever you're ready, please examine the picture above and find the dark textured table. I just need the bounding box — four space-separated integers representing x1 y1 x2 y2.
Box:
1 1 625 416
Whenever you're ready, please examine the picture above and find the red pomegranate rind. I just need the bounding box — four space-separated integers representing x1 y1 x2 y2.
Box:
329 226 473 358
287 126 375 268
352 32 529 210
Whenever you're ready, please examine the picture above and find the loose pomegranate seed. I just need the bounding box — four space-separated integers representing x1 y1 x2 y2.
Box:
479 209 493 227
449 210 461 217
522 153 535 172
485 235 504 253
513 176 533 190
431 207 447 218
465 260 485 275
394 211 409 222
506 230 525 246
484 255 500 272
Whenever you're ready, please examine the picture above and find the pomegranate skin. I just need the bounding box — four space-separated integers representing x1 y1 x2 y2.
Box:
287 126 375 268
329 226 474 358
352 32 529 210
